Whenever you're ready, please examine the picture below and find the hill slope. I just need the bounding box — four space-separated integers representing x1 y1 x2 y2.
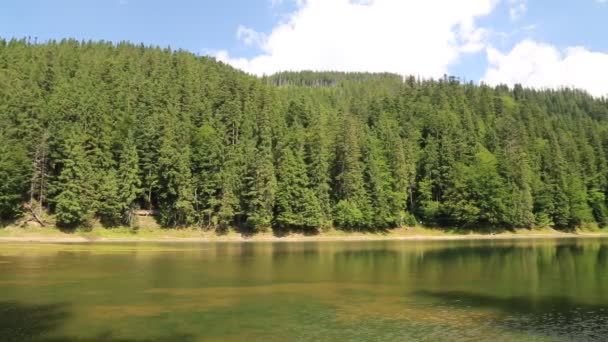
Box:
2 39 608 231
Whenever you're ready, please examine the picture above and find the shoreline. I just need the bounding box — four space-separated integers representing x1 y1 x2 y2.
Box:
1 228 608 243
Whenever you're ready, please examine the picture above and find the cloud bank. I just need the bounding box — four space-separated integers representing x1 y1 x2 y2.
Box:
216 0 498 78
482 40 608 97
215 0 608 97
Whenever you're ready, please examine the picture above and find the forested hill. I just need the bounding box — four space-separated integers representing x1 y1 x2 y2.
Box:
2 39 608 231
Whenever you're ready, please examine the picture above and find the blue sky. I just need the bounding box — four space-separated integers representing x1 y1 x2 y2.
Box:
1 0 607 96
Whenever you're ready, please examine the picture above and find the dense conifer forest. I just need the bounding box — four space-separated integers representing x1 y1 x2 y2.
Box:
1 39 608 232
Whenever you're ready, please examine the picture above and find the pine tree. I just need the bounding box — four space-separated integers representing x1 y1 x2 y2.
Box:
157 115 194 226
192 123 223 227
243 98 277 231
275 145 321 229
96 169 122 226
496 115 534 227
443 147 508 226
306 106 332 227
53 135 95 227
332 115 371 228
363 131 397 228
117 132 141 225
0 136 30 219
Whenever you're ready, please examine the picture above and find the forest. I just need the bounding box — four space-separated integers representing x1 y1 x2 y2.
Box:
1 38 608 232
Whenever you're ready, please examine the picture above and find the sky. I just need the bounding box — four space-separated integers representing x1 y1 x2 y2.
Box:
1 0 607 97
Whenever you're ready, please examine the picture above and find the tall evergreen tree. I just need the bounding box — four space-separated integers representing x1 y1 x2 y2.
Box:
156 115 194 226
52 135 95 227
275 145 321 229
0 136 30 219
243 96 277 231
333 115 371 228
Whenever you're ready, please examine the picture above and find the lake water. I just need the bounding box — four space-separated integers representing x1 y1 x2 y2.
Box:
1 238 608 341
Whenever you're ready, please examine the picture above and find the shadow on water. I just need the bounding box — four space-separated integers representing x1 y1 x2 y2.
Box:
418 291 608 341
0 301 195 342
0 301 70 342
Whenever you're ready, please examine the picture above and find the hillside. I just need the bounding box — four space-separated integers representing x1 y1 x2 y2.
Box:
2 38 608 232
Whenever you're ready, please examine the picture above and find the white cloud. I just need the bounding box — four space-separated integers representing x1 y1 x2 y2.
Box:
508 0 527 20
269 0 291 7
215 0 499 78
522 24 536 31
482 40 608 97
236 25 266 47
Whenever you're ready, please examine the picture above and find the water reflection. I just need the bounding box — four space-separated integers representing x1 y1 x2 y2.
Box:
419 291 608 341
0 238 607 341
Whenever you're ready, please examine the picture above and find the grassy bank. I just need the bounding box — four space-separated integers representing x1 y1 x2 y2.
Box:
1 221 608 243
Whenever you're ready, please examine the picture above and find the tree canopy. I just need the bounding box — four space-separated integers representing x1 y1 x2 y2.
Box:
1 38 608 231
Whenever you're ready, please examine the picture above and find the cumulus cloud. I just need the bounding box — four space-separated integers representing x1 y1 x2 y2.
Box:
237 25 266 47
482 40 608 97
508 0 527 20
216 0 498 78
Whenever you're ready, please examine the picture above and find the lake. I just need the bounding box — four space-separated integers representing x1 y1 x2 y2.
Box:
1 238 607 341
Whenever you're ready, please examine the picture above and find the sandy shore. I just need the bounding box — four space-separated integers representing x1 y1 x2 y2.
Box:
1 231 607 243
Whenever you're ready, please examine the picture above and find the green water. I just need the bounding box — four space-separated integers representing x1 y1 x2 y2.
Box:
1 239 608 341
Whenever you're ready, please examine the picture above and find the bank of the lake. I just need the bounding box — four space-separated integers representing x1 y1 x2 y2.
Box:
1 224 608 243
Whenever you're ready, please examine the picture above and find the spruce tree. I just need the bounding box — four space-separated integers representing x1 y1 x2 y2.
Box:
275 145 321 229
0 136 30 219
53 135 95 227
157 115 194 226
243 103 277 231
